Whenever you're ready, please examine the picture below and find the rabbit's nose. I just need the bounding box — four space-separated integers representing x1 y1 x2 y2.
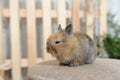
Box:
46 46 50 52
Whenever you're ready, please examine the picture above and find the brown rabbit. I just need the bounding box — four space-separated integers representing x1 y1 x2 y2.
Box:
46 24 98 67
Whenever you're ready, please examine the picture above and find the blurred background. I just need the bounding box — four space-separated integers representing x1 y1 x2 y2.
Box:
0 0 120 80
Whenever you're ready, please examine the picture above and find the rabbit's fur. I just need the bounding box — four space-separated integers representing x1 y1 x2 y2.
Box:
46 24 98 67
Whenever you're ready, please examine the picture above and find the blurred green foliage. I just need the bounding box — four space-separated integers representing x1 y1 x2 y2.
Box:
102 13 120 59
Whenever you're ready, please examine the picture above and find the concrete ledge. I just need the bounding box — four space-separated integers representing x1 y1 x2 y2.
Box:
27 58 120 80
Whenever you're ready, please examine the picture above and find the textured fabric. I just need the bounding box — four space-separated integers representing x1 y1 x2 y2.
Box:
27 58 120 80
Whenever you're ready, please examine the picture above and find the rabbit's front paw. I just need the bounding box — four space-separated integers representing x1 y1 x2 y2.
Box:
64 60 71 64
69 62 79 67
60 60 71 66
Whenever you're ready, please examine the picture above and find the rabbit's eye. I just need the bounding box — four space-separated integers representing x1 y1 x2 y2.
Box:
55 41 61 44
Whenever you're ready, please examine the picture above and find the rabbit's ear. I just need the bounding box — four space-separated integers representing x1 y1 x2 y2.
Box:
58 24 62 32
65 24 73 36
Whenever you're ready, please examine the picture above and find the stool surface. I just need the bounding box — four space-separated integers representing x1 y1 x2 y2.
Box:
27 58 120 80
